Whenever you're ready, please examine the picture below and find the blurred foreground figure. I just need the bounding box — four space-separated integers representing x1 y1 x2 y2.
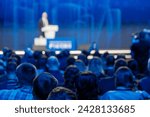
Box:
0 63 37 100
100 67 150 100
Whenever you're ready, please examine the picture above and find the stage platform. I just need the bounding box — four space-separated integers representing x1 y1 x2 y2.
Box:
0 50 131 59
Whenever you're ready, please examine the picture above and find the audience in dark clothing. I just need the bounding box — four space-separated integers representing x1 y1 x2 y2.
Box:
138 58 150 94
75 72 99 100
104 54 115 76
0 45 150 100
64 65 80 92
131 31 150 74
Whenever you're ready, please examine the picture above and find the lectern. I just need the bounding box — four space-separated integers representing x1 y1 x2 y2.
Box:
41 25 59 39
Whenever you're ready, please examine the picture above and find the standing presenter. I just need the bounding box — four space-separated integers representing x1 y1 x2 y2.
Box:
39 12 50 37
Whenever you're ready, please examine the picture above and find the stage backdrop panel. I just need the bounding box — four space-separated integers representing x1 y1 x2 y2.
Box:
0 0 150 50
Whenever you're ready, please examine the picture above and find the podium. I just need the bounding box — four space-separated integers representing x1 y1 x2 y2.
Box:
41 25 59 39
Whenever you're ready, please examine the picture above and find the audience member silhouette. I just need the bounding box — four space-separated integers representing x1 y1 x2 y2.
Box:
33 72 58 100
104 54 115 76
0 63 37 100
100 67 150 100
64 65 80 92
6 62 19 89
138 58 150 94
75 72 99 100
74 59 87 72
88 57 105 78
46 56 64 85
114 58 127 71
131 31 150 74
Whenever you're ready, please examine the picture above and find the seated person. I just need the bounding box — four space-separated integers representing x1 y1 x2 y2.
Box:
104 55 115 76
36 55 47 75
46 56 64 85
6 62 19 89
88 57 105 78
67 56 75 66
21 48 35 65
100 67 150 100
74 59 87 72
75 72 99 100
47 87 77 100
33 72 58 100
77 54 88 67
64 65 80 92
0 63 37 100
128 59 144 80
114 58 128 71
138 58 150 94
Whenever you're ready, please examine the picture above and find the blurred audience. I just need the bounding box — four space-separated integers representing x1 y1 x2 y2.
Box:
0 45 150 100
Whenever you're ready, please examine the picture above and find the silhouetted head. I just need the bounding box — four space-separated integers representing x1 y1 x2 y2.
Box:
114 58 127 71
115 67 135 89
78 54 88 66
36 55 47 69
75 72 99 100
47 87 76 100
33 51 42 59
24 48 33 57
16 63 36 86
46 56 60 71
33 72 58 100
64 65 80 91
106 55 115 66
116 54 126 60
88 57 104 76
45 50 56 58
74 59 86 72
67 56 75 66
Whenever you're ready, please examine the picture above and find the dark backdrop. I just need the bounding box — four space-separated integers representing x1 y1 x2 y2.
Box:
0 0 150 50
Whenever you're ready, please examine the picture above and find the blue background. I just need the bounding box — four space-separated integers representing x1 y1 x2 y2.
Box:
0 0 150 50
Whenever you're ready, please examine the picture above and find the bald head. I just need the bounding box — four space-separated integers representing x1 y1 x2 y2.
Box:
42 12 48 19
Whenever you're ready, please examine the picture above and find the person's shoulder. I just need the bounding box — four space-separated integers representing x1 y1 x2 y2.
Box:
135 90 150 99
99 90 117 100
0 89 17 100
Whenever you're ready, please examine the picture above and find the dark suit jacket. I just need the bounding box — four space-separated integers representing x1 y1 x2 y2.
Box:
38 18 50 37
